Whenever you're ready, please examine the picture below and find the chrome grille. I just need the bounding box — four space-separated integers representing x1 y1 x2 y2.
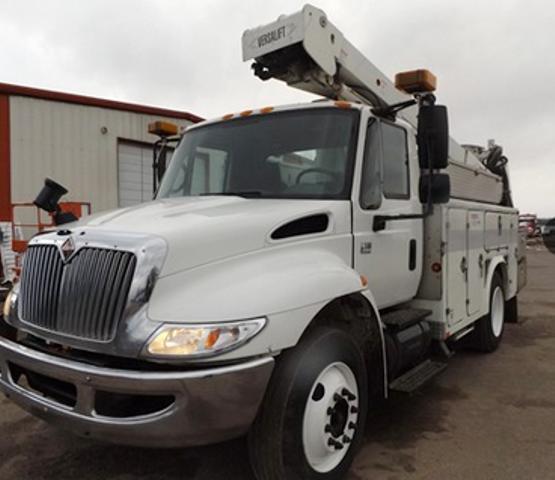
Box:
19 245 136 341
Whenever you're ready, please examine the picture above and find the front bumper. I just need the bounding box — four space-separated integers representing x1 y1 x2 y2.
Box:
0 336 274 448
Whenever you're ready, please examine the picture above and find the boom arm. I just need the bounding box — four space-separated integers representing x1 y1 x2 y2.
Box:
242 5 419 125
242 5 510 206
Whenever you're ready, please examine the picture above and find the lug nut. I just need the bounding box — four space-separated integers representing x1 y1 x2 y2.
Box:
341 388 356 401
350 406 359 414
333 393 342 402
342 435 352 444
324 424 332 433
327 407 334 416
348 421 356 430
327 438 344 450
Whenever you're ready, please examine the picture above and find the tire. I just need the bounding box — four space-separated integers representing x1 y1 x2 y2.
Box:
248 326 368 480
470 273 505 352
505 295 518 323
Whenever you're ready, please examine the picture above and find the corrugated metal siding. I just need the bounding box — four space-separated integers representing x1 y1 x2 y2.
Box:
0 222 16 277
9 96 193 214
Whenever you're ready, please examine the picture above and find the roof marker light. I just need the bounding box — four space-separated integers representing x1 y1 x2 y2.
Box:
334 101 352 109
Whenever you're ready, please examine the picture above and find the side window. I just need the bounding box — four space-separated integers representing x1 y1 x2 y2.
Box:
360 120 382 209
382 123 409 199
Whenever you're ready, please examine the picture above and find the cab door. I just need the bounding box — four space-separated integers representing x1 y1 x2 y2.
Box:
353 118 423 308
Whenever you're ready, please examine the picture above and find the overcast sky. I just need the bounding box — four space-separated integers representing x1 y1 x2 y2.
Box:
1 0 554 216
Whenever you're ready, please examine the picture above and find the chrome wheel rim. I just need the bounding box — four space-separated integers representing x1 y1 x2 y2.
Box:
302 362 359 473
491 286 505 338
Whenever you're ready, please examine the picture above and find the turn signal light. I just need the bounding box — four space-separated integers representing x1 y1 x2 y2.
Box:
395 69 437 94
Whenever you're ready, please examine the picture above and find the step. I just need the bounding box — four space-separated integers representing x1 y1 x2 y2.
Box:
381 308 432 332
389 359 448 393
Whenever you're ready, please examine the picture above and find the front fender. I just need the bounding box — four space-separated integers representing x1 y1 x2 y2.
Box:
147 248 366 361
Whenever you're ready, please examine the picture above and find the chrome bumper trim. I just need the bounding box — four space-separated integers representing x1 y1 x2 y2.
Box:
0 336 274 447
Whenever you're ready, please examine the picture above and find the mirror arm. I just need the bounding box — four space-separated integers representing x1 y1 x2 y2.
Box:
371 99 417 120
152 137 180 195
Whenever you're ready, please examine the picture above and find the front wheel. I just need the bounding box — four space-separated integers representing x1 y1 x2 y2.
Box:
248 327 368 480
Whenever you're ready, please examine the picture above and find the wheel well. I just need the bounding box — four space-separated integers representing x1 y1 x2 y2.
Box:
302 293 386 400
492 262 508 294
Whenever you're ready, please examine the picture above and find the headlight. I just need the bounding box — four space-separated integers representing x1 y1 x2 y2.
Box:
146 318 266 358
2 290 15 319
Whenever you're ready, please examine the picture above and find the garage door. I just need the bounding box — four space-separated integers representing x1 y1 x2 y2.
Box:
118 142 155 208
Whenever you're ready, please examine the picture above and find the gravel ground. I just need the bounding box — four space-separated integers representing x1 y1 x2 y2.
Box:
1 248 554 480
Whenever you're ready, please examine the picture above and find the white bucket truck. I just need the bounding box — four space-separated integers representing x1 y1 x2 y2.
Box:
1 5 524 480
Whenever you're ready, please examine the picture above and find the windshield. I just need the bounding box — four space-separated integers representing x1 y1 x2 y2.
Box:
157 108 358 200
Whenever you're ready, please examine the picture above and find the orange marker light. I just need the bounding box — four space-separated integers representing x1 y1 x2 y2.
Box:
240 109 253 117
260 106 274 114
360 275 369 287
205 329 221 349
334 101 352 109
222 113 234 120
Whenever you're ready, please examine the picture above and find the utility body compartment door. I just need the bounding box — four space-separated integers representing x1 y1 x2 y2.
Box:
446 208 467 327
466 210 484 316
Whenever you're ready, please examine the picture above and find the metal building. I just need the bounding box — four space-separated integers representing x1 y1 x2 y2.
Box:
0 82 201 215
0 82 201 281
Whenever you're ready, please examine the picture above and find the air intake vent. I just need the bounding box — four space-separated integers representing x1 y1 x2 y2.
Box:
271 214 329 240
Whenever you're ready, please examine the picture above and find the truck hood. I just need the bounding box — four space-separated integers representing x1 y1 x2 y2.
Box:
77 197 350 277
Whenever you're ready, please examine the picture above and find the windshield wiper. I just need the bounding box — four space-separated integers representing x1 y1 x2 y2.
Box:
199 190 263 198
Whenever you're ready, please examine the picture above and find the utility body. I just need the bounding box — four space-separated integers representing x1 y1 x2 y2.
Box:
0 5 524 480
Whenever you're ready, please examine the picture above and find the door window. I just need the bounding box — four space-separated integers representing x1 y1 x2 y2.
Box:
360 120 382 209
382 123 410 199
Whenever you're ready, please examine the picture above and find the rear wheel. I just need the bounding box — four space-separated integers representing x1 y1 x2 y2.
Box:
470 273 505 352
248 326 368 480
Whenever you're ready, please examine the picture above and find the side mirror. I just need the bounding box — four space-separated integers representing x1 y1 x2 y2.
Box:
417 105 449 169
419 173 450 204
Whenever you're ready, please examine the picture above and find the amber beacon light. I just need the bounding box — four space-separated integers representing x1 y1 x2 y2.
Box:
395 69 437 94
148 120 179 138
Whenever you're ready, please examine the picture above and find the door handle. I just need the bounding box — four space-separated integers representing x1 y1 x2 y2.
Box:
460 256 468 274
409 239 417 271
